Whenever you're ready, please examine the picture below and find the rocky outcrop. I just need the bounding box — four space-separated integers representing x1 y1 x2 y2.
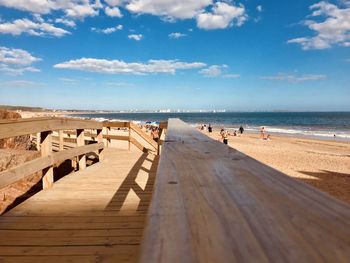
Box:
0 110 40 214
0 110 35 150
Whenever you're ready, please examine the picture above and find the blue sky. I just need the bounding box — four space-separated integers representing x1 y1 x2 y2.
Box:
0 0 349 111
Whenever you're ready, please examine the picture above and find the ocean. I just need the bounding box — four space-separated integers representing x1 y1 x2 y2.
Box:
70 112 350 141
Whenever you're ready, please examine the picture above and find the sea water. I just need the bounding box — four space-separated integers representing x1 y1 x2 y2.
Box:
70 112 350 141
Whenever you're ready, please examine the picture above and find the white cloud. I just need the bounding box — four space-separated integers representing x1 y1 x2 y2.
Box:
196 2 247 30
257 5 263 12
91 24 123 34
199 65 223 77
0 46 41 75
0 80 44 88
199 64 239 78
0 18 70 37
0 0 102 19
169 32 186 39
105 6 123 17
58 77 78 82
54 58 206 75
261 73 327 82
288 1 350 50
0 46 41 65
0 64 40 75
0 0 250 31
128 33 143 40
55 18 76 27
125 0 211 20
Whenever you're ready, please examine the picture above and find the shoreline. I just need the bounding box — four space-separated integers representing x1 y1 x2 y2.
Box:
18 110 350 143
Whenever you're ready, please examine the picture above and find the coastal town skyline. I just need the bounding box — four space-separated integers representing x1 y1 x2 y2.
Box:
0 0 350 111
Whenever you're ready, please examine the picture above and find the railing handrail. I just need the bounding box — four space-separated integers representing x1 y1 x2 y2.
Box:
0 142 104 189
0 117 103 140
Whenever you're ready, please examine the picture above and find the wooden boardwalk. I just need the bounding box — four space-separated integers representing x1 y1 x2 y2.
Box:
140 119 350 263
0 148 159 262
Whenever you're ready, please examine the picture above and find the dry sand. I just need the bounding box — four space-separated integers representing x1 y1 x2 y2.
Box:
207 131 350 204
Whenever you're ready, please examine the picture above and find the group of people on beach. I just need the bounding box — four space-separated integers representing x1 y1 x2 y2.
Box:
140 123 159 142
199 123 272 145
260 126 271 140
199 124 245 145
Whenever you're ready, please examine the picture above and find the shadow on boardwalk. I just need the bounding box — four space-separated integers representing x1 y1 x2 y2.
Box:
0 149 159 262
106 153 159 212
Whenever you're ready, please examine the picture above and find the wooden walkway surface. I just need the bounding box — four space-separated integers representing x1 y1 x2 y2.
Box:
0 148 159 262
140 119 350 263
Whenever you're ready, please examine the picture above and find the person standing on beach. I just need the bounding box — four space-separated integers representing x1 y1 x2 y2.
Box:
151 128 159 142
239 125 244 135
208 124 212 133
260 126 265 139
220 129 229 145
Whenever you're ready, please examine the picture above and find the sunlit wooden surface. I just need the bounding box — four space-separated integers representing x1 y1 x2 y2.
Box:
0 148 158 262
140 118 350 263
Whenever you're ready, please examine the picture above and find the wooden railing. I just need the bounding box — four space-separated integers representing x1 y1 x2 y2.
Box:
0 117 167 191
0 117 104 189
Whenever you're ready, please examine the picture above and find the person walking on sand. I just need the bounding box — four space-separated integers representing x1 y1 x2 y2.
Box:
239 125 244 135
208 124 212 133
151 128 159 143
260 126 265 139
220 129 229 145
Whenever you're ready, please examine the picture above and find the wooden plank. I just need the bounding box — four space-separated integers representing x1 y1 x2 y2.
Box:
76 129 86 170
129 122 157 150
0 143 103 189
63 131 129 142
129 137 148 153
159 121 168 129
58 130 64 151
139 118 350 263
0 157 49 189
0 148 158 262
40 131 53 189
96 129 104 161
52 143 104 165
103 121 130 128
0 118 102 140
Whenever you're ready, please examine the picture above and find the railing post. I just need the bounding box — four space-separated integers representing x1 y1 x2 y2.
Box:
76 129 86 170
40 131 53 189
59 130 64 151
106 126 111 147
36 132 41 151
128 123 131 150
97 129 104 161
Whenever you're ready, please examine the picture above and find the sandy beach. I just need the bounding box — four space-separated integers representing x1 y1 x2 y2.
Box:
206 130 350 204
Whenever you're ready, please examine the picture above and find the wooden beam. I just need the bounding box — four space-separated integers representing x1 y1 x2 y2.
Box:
129 122 157 150
159 121 168 129
96 129 104 161
103 121 129 128
40 131 53 189
52 143 104 165
129 137 148 153
0 118 102 140
76 129 86 170
0 143 104 189
0 156 51 189
139 118 350 263
58 130 64 151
